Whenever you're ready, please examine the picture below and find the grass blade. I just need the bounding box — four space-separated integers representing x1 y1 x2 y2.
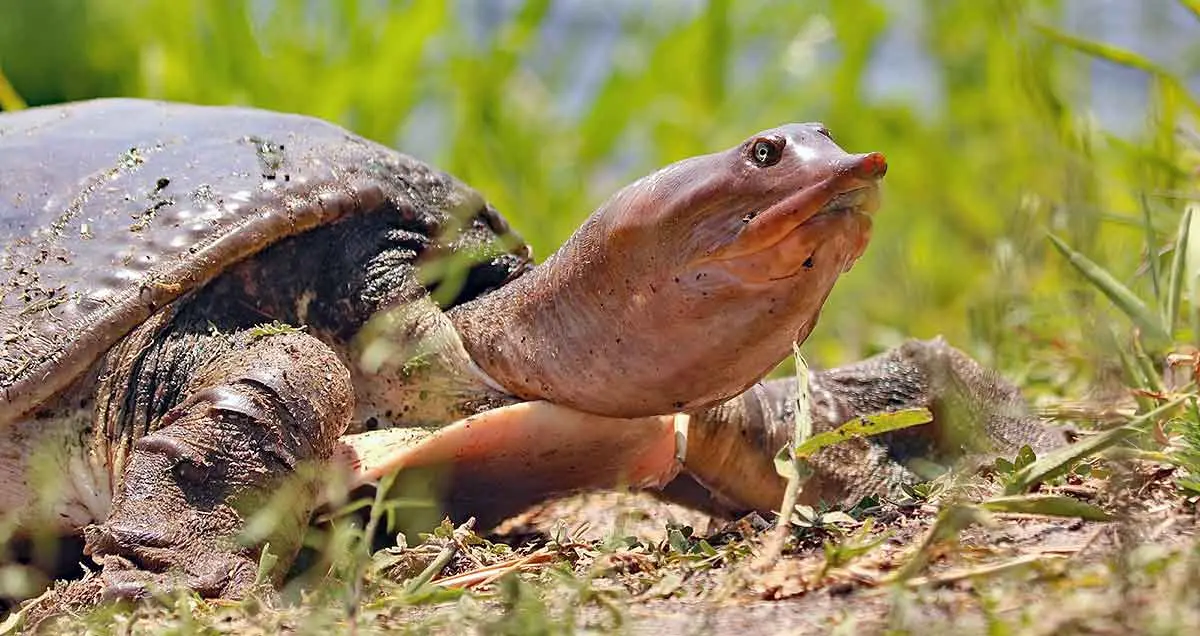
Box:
979 495 1111 521
1005 395 1189 494
1033 23 1165 77
794 408 933 458
1141 194 1162 303
0 65 24 111
766 344 816 562
1035 24 1200 119
792 342 814 446
1166 206 1193 335
1132 333 1167 394
1048 233 1169 342
1115 341 1155 413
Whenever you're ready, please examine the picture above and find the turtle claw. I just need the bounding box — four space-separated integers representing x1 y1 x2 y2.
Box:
89 549 255 603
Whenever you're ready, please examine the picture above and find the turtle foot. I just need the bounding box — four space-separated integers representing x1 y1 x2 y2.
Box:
82 330 353 604
664 338 1071 517
83 538 258 602
9 552 267 632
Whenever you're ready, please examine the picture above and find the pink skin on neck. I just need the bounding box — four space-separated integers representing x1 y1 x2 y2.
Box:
448 124 887 418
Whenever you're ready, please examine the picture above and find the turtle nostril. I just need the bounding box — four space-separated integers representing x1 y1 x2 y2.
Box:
856 152 887 179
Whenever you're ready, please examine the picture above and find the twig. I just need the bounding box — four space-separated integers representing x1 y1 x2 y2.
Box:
434 549 556 589
404 517 476 595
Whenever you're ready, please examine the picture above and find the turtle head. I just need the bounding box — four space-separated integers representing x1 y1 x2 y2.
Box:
600 124 885 284
452 124 886 417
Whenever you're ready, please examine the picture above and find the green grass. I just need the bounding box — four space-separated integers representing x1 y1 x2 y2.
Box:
3 0 1200 633
6 0 1195 370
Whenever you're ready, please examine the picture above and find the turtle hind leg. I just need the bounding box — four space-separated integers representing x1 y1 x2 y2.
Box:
663 337 1070 517
83 328 353 601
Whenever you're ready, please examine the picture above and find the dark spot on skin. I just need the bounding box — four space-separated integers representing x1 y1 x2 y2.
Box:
803 256 815 269
673 277 680 284
615 337 622 344
175 459 211 485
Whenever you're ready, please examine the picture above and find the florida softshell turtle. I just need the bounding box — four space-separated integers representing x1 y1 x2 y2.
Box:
0 99 1063 608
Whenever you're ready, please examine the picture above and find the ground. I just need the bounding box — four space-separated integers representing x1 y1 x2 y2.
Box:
10 449 1199 635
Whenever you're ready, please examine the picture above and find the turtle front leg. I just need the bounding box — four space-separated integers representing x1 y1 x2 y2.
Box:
664 337 1070 517
82 330 353 601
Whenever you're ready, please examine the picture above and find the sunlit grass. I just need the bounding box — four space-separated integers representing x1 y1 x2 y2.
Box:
2 0 1200 632
6 0 1194 370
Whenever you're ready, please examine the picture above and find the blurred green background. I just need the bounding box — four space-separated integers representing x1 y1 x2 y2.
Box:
1 0 1197 390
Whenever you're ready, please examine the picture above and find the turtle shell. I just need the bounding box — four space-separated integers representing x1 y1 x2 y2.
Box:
0 99 531 425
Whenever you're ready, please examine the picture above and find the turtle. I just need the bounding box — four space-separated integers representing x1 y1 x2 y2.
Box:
0 99 1065 612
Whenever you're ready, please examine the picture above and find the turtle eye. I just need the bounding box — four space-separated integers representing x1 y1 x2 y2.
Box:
750 138 783 167
815 126 833 141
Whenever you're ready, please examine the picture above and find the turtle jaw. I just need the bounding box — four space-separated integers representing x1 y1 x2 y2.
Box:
700 150 885 282
709 185 879 284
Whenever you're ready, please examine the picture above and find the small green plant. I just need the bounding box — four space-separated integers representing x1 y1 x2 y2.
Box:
993 444 1038 477
815 517 889 583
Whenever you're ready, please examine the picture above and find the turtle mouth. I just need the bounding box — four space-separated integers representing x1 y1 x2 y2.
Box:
805 184 879 222
700 178 880 284
705 151 886 265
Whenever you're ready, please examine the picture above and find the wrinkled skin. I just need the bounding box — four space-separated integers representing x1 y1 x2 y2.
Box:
81 328 353 601
451 125 887 417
